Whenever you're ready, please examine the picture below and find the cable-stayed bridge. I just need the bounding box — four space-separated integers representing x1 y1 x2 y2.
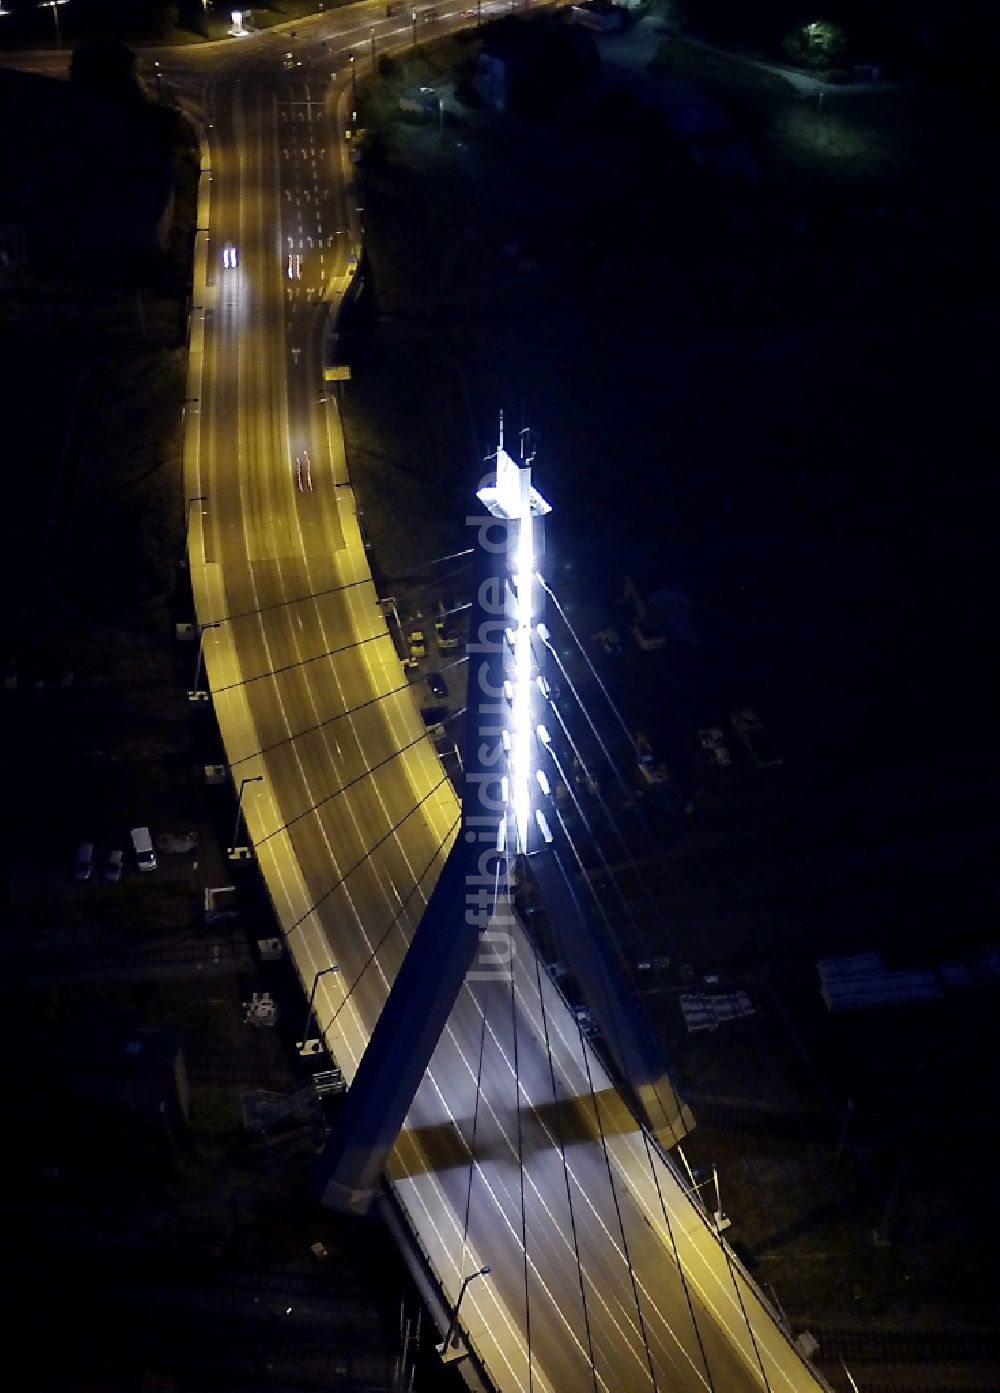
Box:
176 12 835 1390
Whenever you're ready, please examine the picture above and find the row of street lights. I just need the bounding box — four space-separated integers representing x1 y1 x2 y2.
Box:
181 521 494 1367
19 0 497 57
13 0 255 47
0 1 69 45
174 57 492 1367
40 0 67 45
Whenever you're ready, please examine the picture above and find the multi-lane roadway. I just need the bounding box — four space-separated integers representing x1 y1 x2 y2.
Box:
7 9 834 1389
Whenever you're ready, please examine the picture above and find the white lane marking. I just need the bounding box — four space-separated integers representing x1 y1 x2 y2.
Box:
232 92 665 1393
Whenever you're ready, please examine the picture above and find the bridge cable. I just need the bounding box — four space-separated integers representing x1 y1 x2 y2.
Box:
211 627 390 694
396 564 474 610
280 772 453 939
385 545 474 576
537 676 681 960
549 856 660 1392
228 674 438 766
321 814 459 1037
543 575 725 853
538 598 813 1376
193 551 470 636
536 627 692 907
529 948 600 1392
540 596 877 1304
199 571 376 628
256 727 452 847
550 802 688 1153
232 684 463 768
509 870 535 1393
461 848 505 1262
540 736 665 992
460 1008 489 1260
547 811 717 1389
539 576 644 763
714 1219 776 1393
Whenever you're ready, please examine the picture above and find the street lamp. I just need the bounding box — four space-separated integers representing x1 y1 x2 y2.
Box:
411 9 417 47
685 1165 731 1233
188 620 220 699
297 964 341 1054
349 51 356 106
370 24 376 72
38 0 68 46
229 774 263 857
437 1266 490 1364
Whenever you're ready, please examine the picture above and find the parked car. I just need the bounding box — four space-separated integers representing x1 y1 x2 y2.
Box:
103 849 124 883
426 671 448 699
130 826 157 873
72 842 95 882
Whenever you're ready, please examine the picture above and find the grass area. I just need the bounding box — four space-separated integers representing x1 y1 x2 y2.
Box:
188 1080 244 1134
0 0 356 52
648 34 792 101
649 36 921 190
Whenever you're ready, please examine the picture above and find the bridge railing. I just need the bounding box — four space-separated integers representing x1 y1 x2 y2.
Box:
377 1180 496 1393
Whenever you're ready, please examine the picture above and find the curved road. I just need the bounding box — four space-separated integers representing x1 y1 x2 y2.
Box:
6 10 833 1391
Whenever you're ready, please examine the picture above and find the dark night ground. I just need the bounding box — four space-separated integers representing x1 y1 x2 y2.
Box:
1 20 999 1383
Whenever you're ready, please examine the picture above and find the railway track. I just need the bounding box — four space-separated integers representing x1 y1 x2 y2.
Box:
188 1045 293 1086
810 1324 1000 1365
807 1321 1000 1391
101 1270 396 1372
17 934 254 983
210 1269 376 1303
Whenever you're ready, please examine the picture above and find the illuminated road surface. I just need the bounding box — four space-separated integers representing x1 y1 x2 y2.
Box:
84 8 827 1390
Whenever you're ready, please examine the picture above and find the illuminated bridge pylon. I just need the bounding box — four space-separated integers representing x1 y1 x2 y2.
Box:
316 418 691 1216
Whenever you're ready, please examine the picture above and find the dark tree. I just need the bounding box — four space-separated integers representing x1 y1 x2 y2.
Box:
70 38 146 107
